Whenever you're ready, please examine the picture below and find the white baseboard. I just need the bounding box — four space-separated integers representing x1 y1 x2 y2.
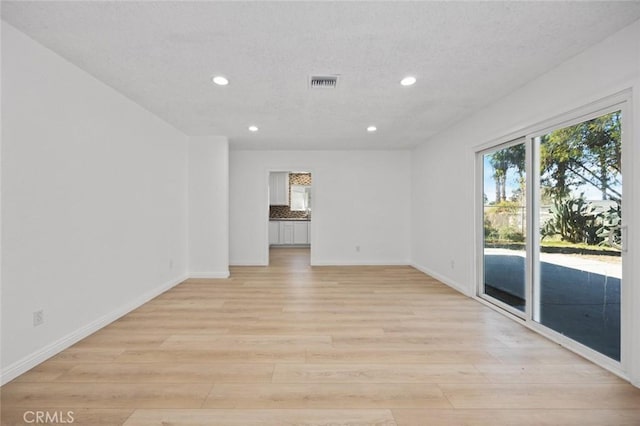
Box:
189 271 230 279
411 262 471 297
311 260 410 266
230 259 268 266
0 274 188 385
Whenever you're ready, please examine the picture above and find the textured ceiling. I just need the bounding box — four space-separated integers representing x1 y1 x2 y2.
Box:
3 1 640 150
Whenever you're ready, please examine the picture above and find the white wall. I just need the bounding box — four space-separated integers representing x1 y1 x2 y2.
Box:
411 20 640 384
1 23 189 383
188 136 229 278
230 150 411 266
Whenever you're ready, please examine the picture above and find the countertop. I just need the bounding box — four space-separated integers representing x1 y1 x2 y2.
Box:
269 218 311 221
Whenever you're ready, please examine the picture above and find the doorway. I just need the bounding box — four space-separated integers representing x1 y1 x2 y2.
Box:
267 171 312 265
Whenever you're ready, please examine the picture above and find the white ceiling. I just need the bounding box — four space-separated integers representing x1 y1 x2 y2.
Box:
3 1 640 150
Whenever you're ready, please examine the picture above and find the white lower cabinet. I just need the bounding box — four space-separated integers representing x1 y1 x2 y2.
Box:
280 222 294 244
270 220 310 245
293 222 308 244
269 221 280 244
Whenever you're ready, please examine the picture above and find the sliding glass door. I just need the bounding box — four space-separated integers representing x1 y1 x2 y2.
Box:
479 104 625 362
533 110 622 361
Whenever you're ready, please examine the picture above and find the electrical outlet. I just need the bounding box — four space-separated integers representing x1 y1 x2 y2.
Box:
33 310 44 327
169 259 174 270
450 260 455 270
355 245 360 252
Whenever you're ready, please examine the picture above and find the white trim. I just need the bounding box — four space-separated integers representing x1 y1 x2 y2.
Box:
411 262 471 297
189 271 230 279
230 260 268 266
474 149 484 300
620 87 635 383
0 274 188 385
478 293 526 319
529 136 540 323
314 260 410 266
474 296 524 321
625 81 639 387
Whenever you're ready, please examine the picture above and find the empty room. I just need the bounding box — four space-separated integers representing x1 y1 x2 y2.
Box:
2 1 640 425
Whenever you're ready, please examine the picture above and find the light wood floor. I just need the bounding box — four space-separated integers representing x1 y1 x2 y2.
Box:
2 248 640 425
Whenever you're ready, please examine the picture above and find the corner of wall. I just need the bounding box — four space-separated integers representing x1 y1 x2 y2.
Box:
188 271 230 279
410 262 473 298
187 135 230 277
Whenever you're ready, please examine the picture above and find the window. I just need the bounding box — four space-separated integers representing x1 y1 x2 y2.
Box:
290 185 311 211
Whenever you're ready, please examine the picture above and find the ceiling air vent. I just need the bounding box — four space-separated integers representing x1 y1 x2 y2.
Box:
309 75 339 89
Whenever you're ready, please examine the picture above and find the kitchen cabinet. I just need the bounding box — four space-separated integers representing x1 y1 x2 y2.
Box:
269 172 290 206
269 220 310 245
293 222 309 244
280 221 294 244
269 221 280 245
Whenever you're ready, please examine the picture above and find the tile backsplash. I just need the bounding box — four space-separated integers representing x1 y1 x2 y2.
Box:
270 173 312 219
289 173 312 186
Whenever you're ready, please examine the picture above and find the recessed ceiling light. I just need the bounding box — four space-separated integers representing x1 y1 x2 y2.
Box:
212 76 229 86
248 125 259 132
400 76 416 86
367 126 377 132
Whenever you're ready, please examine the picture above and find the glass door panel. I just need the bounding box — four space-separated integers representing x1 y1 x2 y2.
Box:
482 142 527 312
535 110 622 360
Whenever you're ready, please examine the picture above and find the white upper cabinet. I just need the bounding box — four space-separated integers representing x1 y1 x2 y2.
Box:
269 172 290 206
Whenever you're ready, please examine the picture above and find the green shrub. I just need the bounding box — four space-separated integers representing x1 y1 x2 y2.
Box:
540 194 603 245
484 217 498 239
597 204 622 249
499 227 525 242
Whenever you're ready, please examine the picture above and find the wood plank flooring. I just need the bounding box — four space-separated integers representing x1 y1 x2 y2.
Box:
2 247 640 425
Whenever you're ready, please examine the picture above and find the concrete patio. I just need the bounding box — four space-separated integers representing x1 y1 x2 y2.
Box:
484 248 621 360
